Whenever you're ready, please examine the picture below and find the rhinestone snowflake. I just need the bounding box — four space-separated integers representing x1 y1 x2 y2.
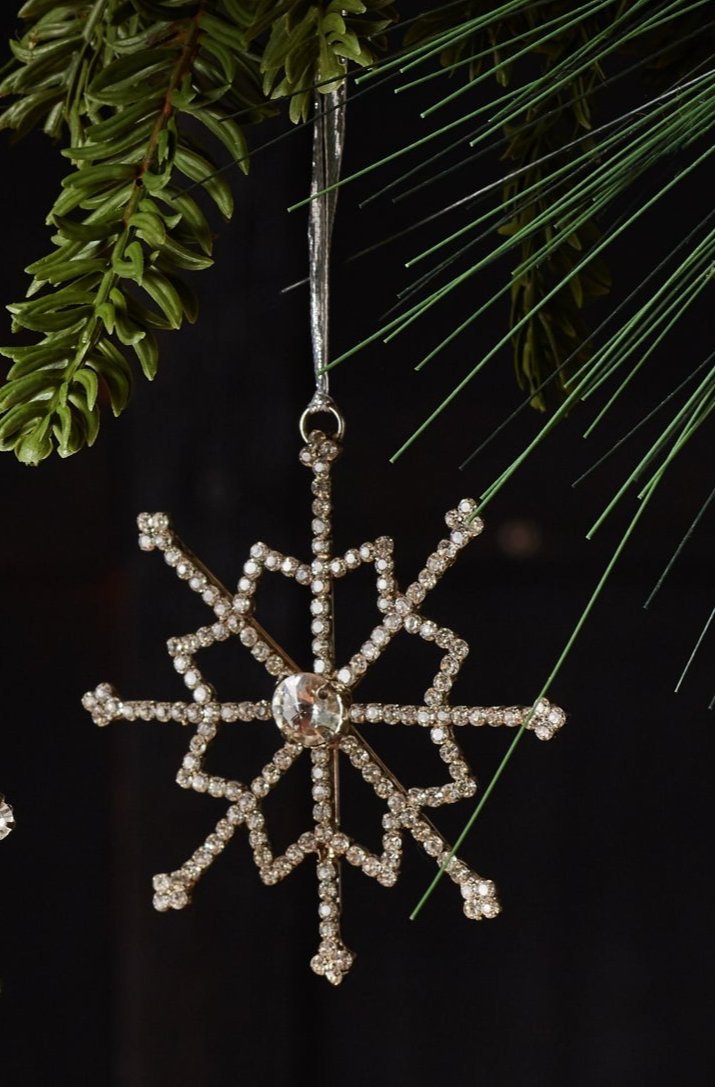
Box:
0 795 14 841
83 427 565 984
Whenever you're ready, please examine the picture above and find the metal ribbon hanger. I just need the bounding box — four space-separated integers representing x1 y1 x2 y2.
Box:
300 81 347 442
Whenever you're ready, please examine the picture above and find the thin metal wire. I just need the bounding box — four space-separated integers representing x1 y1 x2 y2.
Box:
644 483 715 609
573 356 715 490
675 604 715 693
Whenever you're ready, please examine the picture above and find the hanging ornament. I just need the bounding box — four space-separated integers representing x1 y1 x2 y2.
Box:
0 795 14 841
82 86 566 985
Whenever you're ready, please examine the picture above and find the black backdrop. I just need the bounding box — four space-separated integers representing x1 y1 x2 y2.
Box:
0 9 713 1085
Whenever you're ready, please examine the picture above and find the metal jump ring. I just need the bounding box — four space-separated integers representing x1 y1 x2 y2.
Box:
299 401 346 443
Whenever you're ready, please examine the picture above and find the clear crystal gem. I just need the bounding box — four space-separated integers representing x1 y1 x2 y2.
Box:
272 673 351 748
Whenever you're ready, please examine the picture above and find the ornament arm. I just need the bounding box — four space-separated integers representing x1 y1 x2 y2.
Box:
340 732 501 921
451 698 567 740
348 699 566 739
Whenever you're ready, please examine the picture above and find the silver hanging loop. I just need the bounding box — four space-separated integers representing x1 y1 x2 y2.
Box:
299 396 346 443
304 79 347 436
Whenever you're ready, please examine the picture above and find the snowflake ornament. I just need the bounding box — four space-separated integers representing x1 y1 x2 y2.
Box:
83 424 565 984
0 795 14 841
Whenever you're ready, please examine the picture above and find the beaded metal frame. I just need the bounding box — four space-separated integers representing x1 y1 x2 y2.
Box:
83 426 565 984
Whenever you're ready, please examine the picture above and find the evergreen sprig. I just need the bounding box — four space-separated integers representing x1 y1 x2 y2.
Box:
0 0 267 464
0 0 401 464
253 0 397 123
318 0 712 468
405 1 614 409
338 0 715 906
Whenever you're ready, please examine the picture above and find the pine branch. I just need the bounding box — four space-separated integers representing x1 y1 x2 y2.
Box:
0 0 268 464
404 1 617 409
253 0 398 123
0 0 112 144
0 0 403 464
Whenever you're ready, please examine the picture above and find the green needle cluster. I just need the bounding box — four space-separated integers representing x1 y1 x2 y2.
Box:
0 0 398 464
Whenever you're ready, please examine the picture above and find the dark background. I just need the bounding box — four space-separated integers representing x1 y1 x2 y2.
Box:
0 9 713 1086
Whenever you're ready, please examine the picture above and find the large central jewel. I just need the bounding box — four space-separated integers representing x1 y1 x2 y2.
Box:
272 673 350 748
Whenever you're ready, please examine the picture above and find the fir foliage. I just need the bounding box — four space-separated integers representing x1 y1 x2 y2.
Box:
0 0 270 464
405 1 613 409
0 0 398 464
253 0 397 122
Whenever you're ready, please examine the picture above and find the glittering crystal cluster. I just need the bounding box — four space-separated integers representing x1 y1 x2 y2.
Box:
83 427 566 984
0 795 14 841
